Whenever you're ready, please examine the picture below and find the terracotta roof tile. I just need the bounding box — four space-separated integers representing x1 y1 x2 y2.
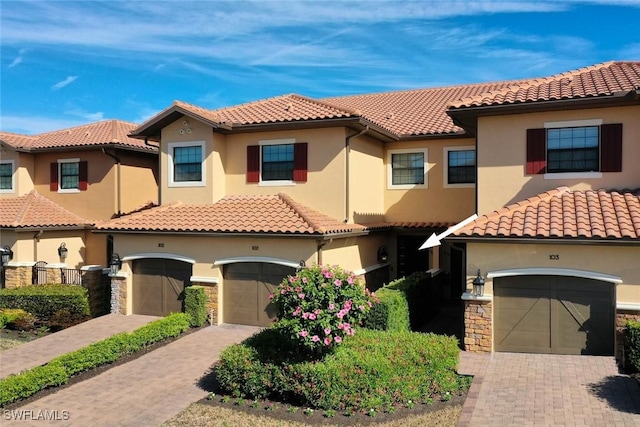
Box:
455 187 640 241
450 61 640 109
96 194 368 236
0 191 91 228
1 120 156 152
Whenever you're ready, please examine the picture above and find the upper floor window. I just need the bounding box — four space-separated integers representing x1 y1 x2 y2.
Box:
527 120 622 177
247 139 307 185
168 141 205 187
445 147 475 187
0 161 14 192
387 148 428 189
50 159 88 192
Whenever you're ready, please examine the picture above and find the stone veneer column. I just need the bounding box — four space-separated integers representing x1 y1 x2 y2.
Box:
3 263 35 288
615 308 640 364
190 278 219 325
110 275 128 315
81 266 110 317
463 293 493 352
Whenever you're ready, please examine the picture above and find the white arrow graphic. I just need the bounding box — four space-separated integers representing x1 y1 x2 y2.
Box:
419 214 478 250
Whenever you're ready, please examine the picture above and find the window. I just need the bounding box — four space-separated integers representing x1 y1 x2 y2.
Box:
247 139 307 185
527 121 622 176
50 159 87 192
168 141 205 187
0 161 14 192
387 148 428 189
445 147 475 186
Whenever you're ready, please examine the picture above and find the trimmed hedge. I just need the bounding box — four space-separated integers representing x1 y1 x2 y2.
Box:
216 328 468 411
0 285 90 321
626 320 640 372
362 288 410 332
386 272 441 329
0 312 191 407
184 286 207 327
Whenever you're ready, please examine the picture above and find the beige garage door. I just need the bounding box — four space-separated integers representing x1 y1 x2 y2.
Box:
223 262 295 327
494 275 614 356
132 259 191 316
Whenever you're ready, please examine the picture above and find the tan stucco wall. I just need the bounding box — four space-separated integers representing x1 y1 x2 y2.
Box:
1 230 87 267
118 151 158 214
321 233 389 273
384 138 476 223
465 242 640 304
349 134 384 223
225 127 347 220
477 105 640 214
0 149 35 197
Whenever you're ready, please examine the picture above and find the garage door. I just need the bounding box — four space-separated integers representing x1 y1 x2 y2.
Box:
223 262 295 327
133 259 191 316
494 275 614 356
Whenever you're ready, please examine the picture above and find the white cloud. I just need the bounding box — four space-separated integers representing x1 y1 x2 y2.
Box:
8 48 27 68
0 115 88 135
51 76 78 90
65 108 104 122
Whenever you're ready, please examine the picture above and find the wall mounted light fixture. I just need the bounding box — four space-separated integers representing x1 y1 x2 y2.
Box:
377 246 389 264
1 245 13 265
109 253 122 275
58 243 68 260
472 269 485 296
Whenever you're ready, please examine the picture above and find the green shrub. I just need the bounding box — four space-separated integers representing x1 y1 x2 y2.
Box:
0 312 191 407
625 320 640 372
271 264 378 356
184 286 207 327
10 311 37 331
362 288 410 332
0 285 90 321
387 272 440 329
0 308 29 329
216 328 467 411
49 309 90 330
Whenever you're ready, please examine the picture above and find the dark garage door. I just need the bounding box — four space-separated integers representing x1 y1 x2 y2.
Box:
133 259 192 316
223 262 295 327
494 275 614 356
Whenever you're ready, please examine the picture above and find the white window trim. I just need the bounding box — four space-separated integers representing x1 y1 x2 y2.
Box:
168 141 206 188
387 148 429 190
543 119 603 129
443 146 476 188
57 158 80 193
259 138 296 187
544 172 603 180
543 118 603 175
0 160 15 193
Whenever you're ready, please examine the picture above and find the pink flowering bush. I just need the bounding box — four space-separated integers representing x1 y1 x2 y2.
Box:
271 264 377 354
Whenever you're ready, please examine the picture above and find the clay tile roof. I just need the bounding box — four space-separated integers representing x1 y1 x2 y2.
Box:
455 187 640 241
0 131 38 149
96 194 368 236
1 120 157 152
323 81 521 136
0 191 91 229
173 94 358 127
450 61 640 109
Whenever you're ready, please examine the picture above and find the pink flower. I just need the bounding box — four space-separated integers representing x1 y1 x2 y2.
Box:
314 309 321 315
336 310 346 319
302 277 308 284
269 294 274 300
367 301 373 307
347 276 355 284
334 336 342 343
334 279 342 287
346 328 355 336
280 289 287 295
311 335 320 342
293 306 302 316
299 330 308 337
337 323 345 330
323 270 334 279
298 293 305 299
328 303 335 310
309 313 317 320
302 312 310 319
289 276 297 283
359 305 365 311
295 287 302 293
324 327 332 335
324 336 332 345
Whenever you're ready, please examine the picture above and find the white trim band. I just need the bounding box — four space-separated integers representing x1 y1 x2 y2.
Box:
461 292 493 302
122 253 196 264
617 302 640 312
190 276 219 284
487 268 622 284
213 256 301 269
352 263 388 276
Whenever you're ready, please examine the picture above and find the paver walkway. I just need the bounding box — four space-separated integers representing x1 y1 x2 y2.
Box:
458 352 640 427
4 324 260 427
0 314 159 379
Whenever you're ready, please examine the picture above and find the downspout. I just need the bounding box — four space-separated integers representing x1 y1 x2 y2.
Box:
102 149 122 216
344 126 369 223
316 240 328 265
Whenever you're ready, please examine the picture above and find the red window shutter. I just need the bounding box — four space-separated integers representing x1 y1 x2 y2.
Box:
246 145 260 183
50 163 58 191
600 123 622 172
79 161 88 191
293 142 308 182
526 128 546 174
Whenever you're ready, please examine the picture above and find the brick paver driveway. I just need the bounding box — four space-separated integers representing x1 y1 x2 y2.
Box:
458 352 640 426
3 324 260 427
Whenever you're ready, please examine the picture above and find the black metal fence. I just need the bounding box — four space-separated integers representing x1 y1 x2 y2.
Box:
32 261 82 285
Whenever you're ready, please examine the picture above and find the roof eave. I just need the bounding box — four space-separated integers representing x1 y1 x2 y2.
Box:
24 143 157 154
5 225 93 231
129 106 231 141
448 235 640 246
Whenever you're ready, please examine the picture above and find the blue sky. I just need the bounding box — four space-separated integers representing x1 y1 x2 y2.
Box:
1 0 639 135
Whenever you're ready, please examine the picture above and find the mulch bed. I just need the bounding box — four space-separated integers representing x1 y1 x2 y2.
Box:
197 392 466 426
3 326 203 410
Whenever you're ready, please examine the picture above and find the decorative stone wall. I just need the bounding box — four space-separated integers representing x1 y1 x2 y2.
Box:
464 300 493 352
110 276 127 315
46 266 62 284
191 281 218 324
615 309 640 364
81 267 110 317
3 265 34 288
